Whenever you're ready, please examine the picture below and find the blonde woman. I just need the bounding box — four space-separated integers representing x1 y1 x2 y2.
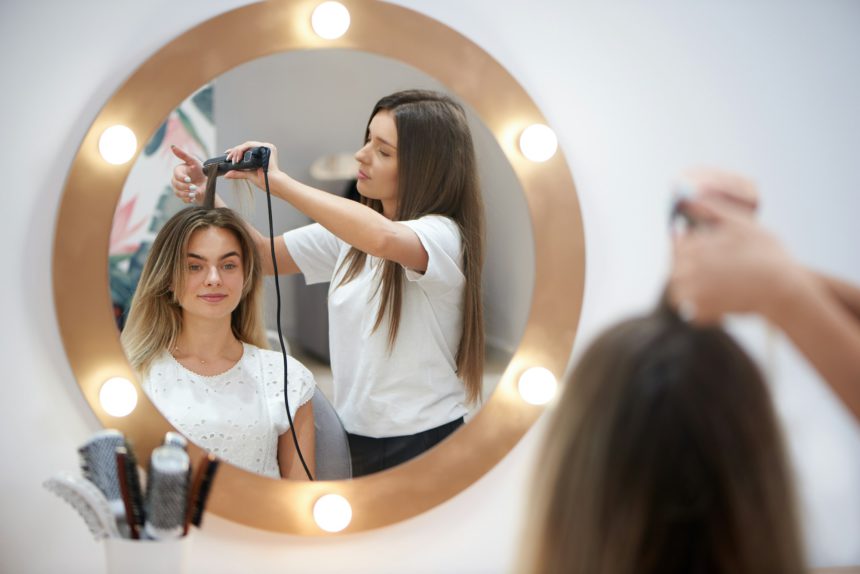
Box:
171 90 485 476
121 206 315 480
522 304 805 574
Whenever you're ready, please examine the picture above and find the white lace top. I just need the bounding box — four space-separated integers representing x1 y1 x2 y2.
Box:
142 343 315 478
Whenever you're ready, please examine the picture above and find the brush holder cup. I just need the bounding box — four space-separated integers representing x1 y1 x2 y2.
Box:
104 536 189 574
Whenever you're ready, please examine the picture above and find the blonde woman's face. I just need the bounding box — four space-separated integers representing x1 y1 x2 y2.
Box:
176 226 245 321
354 110 399 203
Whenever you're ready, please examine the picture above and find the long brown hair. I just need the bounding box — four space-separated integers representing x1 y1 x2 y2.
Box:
337 90 485 404
522 304 805 574
121 207 267 374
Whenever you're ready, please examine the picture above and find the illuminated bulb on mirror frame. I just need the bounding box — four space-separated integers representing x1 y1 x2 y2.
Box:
98 125 137 165
518 367 558 405
311 1 351 40
519 124 558 162
99 377 138 417
313 494 352 533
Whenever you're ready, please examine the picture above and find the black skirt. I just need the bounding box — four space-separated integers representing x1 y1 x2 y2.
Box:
346 417 465 477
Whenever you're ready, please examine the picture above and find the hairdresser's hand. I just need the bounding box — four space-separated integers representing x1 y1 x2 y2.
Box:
170 145 206 204
675 168 759 224
669 197 804 324
222 141 283 191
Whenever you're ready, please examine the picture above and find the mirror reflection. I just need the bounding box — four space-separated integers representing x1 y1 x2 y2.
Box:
120 207 317 480
109 49 534 480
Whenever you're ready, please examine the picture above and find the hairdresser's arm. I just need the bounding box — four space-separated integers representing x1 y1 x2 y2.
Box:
813 273 860 323
670 198 860 421
278 402 315 480
679 168 860 322
169 145 300 276
765 270 860 420
225 142 429 273
244 224 300 276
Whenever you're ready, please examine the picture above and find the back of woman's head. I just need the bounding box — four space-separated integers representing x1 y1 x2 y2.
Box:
121 207 266 373
525 305 804 574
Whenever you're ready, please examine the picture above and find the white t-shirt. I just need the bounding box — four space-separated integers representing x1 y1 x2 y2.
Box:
142 343 315 478
283 215 468 437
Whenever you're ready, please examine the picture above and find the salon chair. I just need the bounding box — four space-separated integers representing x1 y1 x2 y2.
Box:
311 386 352 480
266 329 351 479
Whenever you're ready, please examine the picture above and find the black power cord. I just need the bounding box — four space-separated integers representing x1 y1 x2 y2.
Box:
259 149 314 481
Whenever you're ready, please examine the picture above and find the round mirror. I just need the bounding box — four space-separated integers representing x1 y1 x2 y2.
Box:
54 0 584 534
109 48 533 480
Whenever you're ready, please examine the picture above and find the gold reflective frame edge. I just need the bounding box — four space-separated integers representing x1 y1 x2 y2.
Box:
53 0 585 535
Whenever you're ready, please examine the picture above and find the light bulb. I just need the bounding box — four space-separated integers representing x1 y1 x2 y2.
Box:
313 494 352 532
98 125 137 165
517 367 558 405
99 377 138 417
518 124 557 162
311 2 351 40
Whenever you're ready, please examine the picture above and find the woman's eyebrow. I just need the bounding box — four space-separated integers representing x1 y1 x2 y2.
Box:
186 251 241 261
370 134 397 149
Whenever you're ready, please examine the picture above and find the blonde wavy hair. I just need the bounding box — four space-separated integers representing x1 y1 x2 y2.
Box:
120 207 267 374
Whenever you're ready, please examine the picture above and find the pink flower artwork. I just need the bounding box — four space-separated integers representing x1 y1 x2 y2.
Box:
161 114 207 162
109 195 147 255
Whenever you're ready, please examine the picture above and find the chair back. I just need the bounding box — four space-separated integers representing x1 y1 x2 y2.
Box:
311 387 352 480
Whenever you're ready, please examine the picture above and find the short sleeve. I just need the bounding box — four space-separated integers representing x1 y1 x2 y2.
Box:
283 223 343 285
267 354 316 436
398 215 465 296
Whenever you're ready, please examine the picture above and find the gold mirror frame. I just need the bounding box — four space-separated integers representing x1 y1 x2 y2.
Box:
53 0 584 535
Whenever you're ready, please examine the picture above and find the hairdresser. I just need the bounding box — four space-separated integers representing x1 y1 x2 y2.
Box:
170 90 485 477
669 168 860 421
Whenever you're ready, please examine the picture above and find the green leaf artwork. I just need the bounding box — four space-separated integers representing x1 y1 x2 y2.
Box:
144 121 168 157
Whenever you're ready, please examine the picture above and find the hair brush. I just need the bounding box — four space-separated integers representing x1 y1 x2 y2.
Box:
144 444 190 540
43 471 121 540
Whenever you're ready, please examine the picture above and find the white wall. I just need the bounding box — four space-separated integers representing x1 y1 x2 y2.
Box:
1 1 858 573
